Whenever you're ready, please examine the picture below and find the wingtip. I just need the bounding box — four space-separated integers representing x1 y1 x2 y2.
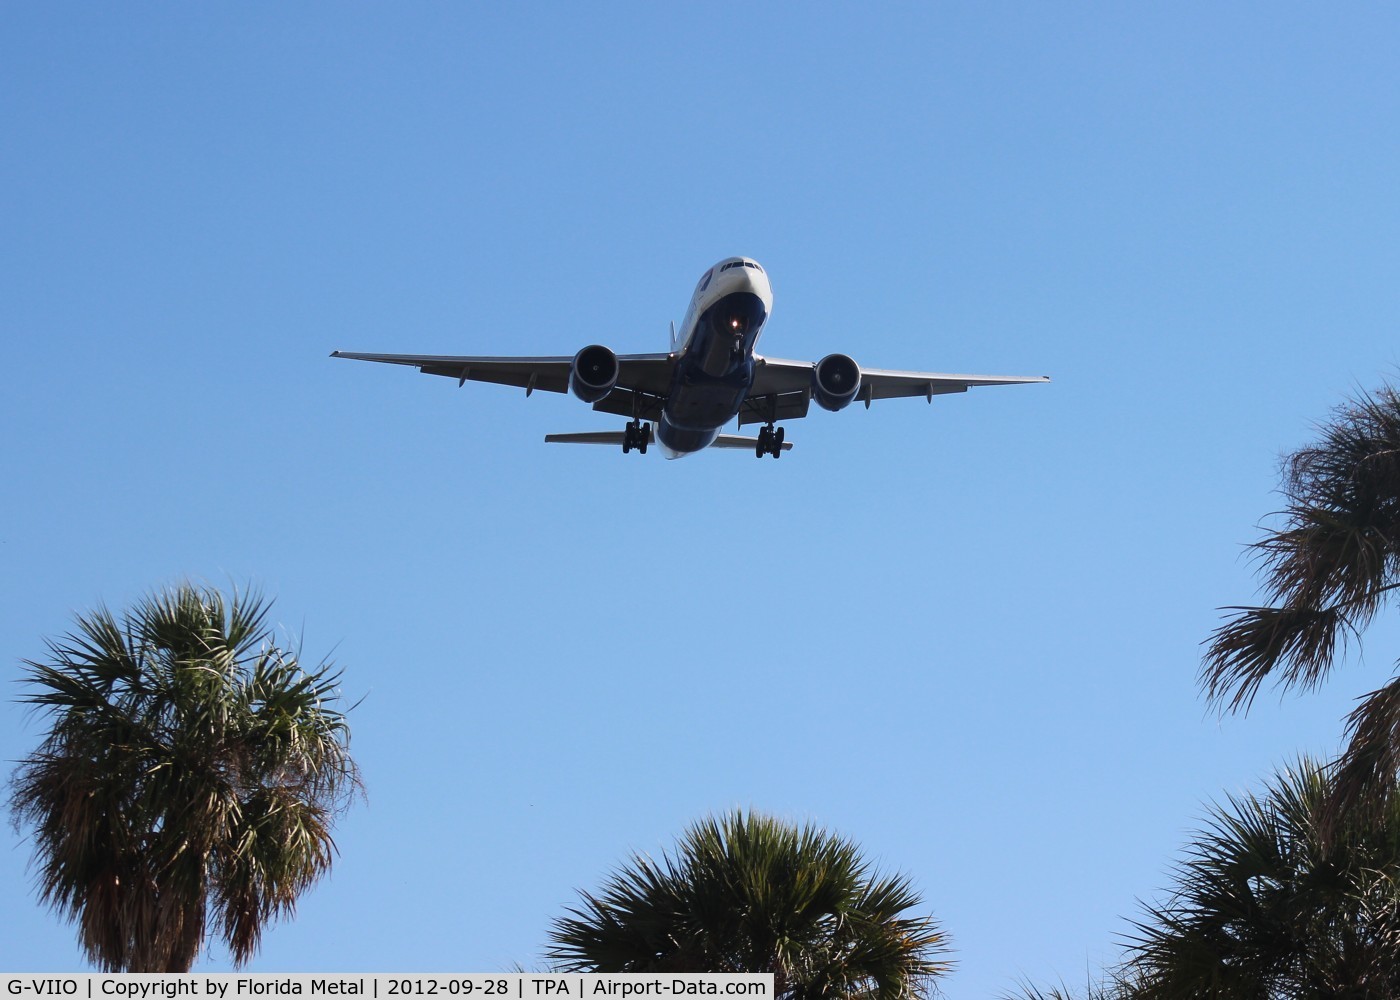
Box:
329 350 342 358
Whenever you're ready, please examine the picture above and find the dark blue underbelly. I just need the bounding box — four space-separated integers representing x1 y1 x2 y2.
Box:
655 419 719 455
662 355 754 432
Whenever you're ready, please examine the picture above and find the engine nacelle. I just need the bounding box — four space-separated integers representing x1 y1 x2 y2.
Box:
812 353 862 412
570 344 619 403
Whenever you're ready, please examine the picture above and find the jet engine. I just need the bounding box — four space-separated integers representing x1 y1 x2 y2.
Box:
812 353 862 411
570 345 619 403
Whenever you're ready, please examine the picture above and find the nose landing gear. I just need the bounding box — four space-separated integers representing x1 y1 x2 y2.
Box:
755 423 784 459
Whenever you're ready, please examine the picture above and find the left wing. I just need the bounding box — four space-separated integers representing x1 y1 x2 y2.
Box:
738 355 1049 426
330 351 676 419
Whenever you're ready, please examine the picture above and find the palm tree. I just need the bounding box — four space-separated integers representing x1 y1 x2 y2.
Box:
547 810 950 1000
9 583 362 972
1124 758 1400 999
1202 383 1400 830
1010 976 1143 1000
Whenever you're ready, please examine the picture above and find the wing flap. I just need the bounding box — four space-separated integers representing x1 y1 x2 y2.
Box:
737 390 812 427
420 362 571 393
590 388 666 422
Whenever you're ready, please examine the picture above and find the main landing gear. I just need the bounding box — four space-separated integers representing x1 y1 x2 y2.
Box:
755 423 784 459
622 420 650 455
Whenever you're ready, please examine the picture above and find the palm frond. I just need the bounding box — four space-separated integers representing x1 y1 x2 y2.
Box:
1006 972 1144 1000
548 811 949 1000
1324 674 1400 840
1201 604 1352 712
1203 382 1400 830
1124 758 1400 998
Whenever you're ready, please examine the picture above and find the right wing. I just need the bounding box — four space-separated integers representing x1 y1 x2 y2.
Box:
330 351 677 419
738 355 1049 426
749 355 1050 399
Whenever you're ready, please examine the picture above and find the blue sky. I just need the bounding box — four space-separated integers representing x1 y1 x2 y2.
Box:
3 3 1400 994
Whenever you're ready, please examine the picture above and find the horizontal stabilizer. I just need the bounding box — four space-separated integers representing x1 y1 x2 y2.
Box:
710 433 792 451
544 430 792 452
544 430 650 446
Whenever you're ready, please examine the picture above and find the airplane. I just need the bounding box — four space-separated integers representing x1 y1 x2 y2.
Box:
331 257 1048 459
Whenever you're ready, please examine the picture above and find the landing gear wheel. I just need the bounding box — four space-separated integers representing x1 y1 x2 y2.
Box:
756 423 783 458
756 425 773 459
623 420 648 455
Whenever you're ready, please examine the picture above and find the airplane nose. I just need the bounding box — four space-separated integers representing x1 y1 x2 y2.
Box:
709 292 767 338
713 261 772 322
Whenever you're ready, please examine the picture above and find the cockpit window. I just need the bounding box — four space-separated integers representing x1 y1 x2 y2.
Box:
720 260 764 273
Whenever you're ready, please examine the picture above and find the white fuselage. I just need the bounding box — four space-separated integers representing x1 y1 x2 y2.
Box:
678 258 772 361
